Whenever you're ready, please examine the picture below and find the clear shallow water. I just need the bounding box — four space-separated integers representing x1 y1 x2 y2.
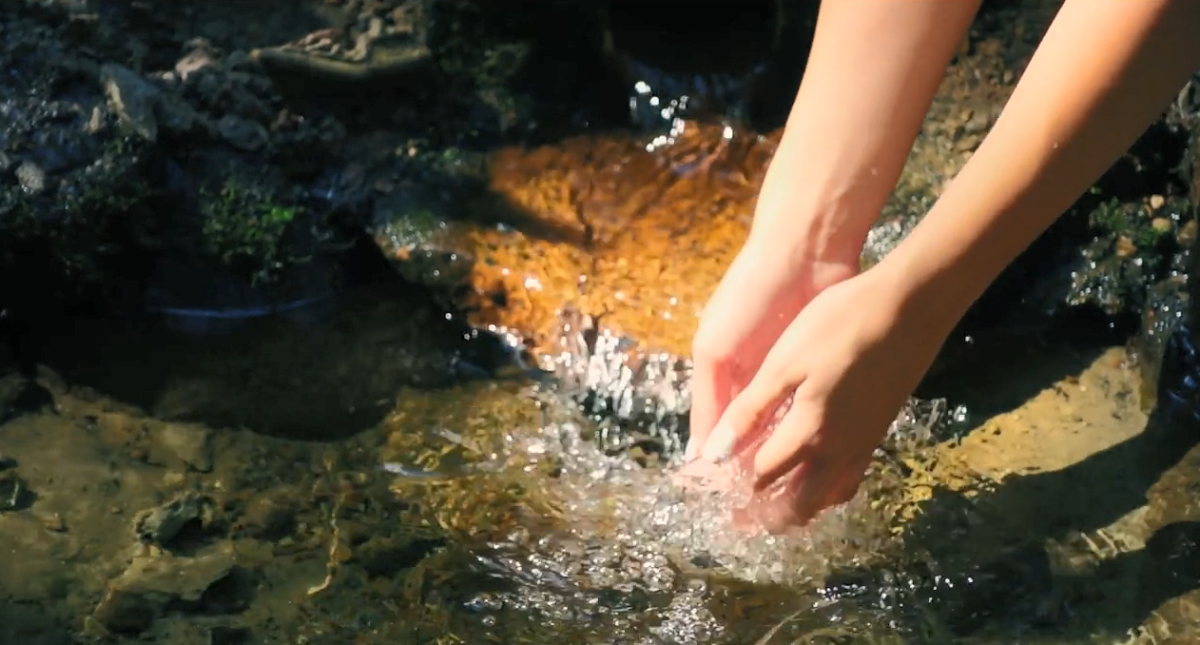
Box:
2 290 1198 645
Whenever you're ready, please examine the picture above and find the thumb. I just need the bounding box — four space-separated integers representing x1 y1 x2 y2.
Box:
698 368 794 465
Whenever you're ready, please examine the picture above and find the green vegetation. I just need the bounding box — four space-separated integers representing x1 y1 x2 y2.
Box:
200 180 308 286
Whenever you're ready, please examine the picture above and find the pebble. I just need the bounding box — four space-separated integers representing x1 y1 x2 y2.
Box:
16 161 45 195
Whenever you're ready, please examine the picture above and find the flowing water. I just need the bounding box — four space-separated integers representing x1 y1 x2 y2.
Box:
2 278 1198 644
3 3 1199 637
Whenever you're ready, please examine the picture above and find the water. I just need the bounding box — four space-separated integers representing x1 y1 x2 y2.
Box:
2 283 1197 644
3 2 1198 638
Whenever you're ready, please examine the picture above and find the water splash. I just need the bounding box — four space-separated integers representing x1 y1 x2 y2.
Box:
381 369 967 643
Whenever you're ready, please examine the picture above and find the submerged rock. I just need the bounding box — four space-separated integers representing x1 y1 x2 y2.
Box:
91 543 245 636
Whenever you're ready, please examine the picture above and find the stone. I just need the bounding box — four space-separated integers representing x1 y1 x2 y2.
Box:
100 63 161 142
216 114 269 152
134 491 211 546
151 423 214 473
15 161 45 195
91 544 239 635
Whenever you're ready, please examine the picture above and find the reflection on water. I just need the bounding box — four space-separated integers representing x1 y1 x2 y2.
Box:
1 284 1198 644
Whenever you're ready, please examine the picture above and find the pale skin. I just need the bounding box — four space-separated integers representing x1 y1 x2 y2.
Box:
684 0 1200 532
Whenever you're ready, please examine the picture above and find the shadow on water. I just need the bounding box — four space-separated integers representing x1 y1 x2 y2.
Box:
887 329 1200 640
0 599 74 645
918 307 1137 421
27 267 531 442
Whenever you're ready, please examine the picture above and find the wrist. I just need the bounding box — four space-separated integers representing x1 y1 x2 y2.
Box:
746 144 878 269
871 204 995 337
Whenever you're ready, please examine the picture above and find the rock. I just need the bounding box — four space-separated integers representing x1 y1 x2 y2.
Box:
101 63 162 142
134 491 213 547
176 39 219 81
150 423 214 473
0 469 35 512
373 122 772 361
155 92 202 136
91 544 241 635
216 114 269 151
14 161 45 195
0 374 55 425
94 411 145 447
234 488 297 540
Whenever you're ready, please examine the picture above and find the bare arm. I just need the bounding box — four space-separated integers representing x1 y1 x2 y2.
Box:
753 0 982 261
883 0 1200 329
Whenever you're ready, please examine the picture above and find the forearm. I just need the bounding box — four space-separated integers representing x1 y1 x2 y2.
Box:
882 0 1200 329
752 0 981 258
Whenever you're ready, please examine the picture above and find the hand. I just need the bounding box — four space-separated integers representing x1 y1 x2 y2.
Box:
691 266 952 532
685 232 860 464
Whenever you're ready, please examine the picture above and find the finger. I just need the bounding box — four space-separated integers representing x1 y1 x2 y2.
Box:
673 458 736 492
823 455 872 509
698 368 792 465
751 393 824 490
734 460 833 533
684 357 734 461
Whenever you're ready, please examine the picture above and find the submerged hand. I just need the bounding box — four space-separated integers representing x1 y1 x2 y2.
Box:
695 267 952 532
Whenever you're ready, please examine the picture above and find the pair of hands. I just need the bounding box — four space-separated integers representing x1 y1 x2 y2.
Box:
681 225 949 532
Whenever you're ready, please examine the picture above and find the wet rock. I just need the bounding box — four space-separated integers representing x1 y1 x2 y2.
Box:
91 543 242 635
1136 274 1191 409
134 491 215 547
0 374 56 424
94 410 145 447
101 63 162 142
216 114 269 151
353 534 444 578
209 626 253 645
15 161 46 195
367 0 1197 440
0 469 35 512
0 1 356 341
1063 197 1191 318
373 122 772 362
148 423 214 473
233 488 297 540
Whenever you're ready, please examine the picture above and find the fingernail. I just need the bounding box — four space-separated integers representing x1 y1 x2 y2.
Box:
683 438 699 462
700 421 736 463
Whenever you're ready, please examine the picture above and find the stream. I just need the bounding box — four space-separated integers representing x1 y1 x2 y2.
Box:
1 279 1198 645
2 0 1199 643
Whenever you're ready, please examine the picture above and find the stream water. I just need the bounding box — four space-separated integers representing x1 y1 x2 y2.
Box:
2 1 1199 639
1 278 1198 645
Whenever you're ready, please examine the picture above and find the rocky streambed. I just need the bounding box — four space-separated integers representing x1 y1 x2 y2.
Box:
1 0 1200 643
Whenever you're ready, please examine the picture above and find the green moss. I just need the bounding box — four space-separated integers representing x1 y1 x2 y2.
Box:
200 180 308 286
1089 198 1131 235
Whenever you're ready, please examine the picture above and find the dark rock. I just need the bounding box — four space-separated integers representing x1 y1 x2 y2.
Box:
0 469 36 512
101 63 162 142
216 114 269 151
0 374 56 424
